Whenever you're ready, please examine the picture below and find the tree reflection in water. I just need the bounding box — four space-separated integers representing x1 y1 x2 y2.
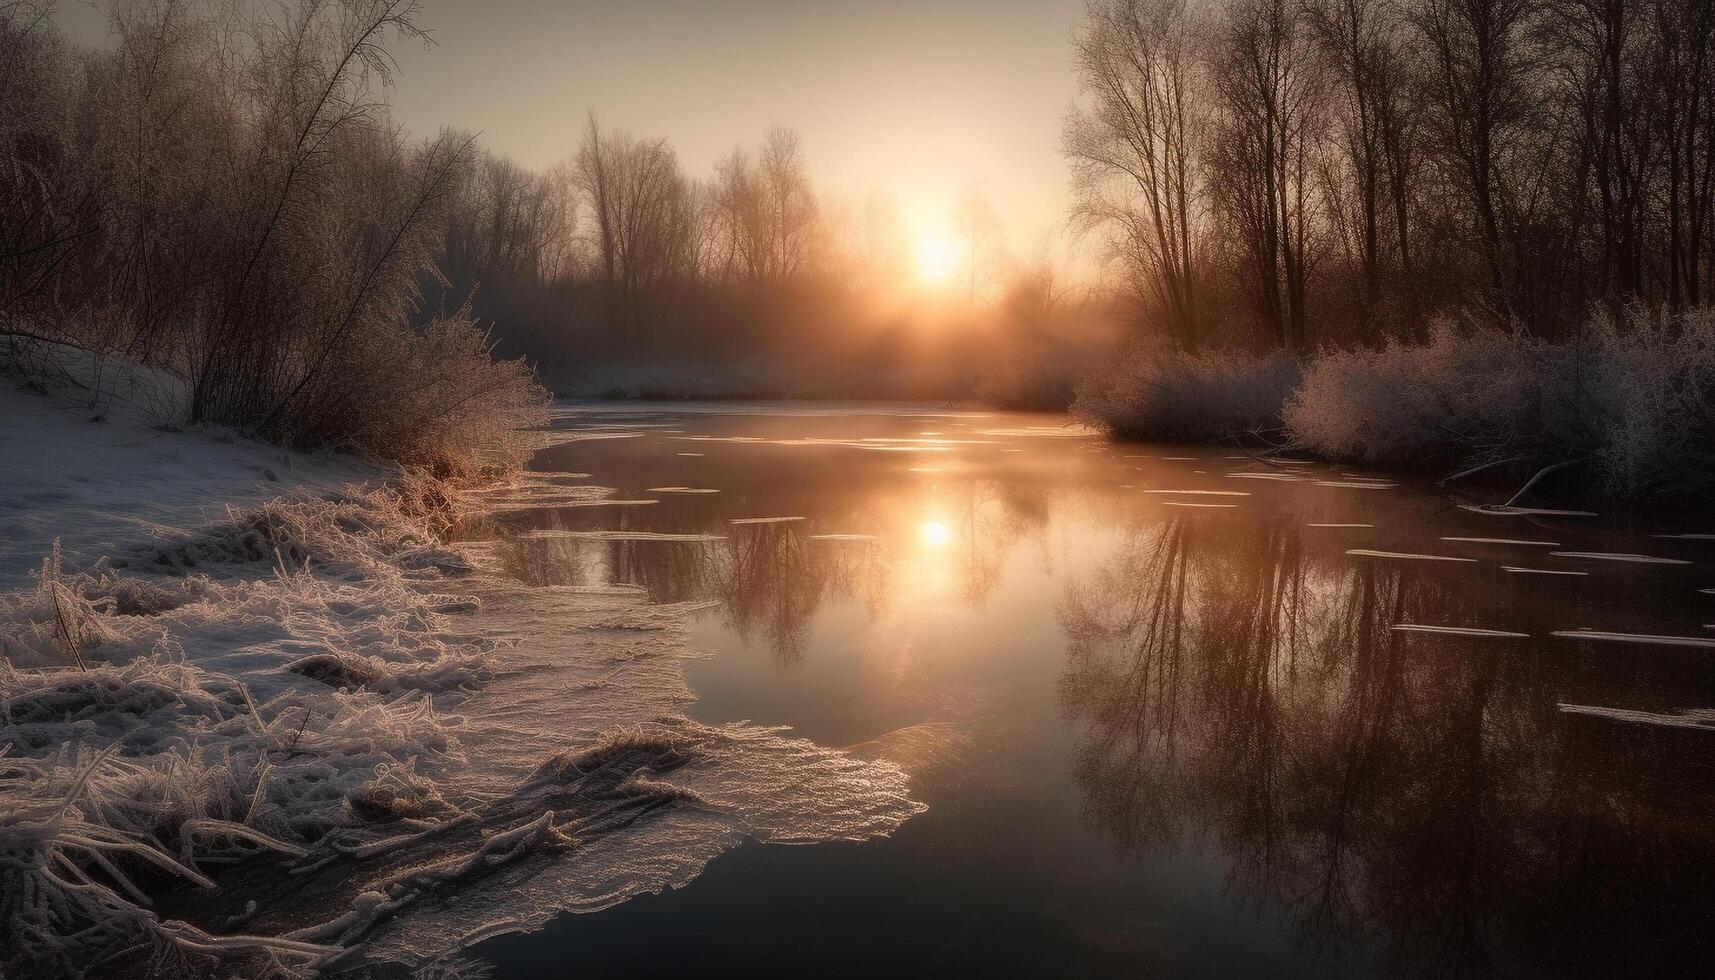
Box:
1058 512 1715 977
716 522 886 665
490 471 1054 666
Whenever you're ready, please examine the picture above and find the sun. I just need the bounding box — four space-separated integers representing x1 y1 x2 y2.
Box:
919 520 952 548
914 231 962 284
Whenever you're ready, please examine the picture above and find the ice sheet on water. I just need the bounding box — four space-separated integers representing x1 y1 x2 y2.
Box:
495 499 661 511
1390 624 1530 638
1550 551 1691 565
1346 549 1476 562
1552 629 1715 649
521 529 727 542
0 476 924 976
1459 504 1599 517
975 426 1094 438
842 443 953 452
1557 703 1715 730
1441 536 1560 546
535 431 648 446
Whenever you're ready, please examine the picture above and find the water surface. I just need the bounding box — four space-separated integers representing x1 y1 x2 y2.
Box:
470 402 1715 977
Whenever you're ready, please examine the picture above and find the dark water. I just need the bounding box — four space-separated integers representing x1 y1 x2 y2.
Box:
470 403 1715 978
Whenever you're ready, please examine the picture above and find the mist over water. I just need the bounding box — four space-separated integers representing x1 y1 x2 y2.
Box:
466 401 1715 977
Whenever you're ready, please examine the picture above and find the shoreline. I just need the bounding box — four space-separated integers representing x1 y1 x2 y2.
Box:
0 380 924 976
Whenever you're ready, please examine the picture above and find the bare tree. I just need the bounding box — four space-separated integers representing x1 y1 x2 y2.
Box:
1066 0 1207 346
1308 0 1400 332
1413 0 1540 307
760 125 818 280
574 114 693 326
710 125 820 286
952 191 1006 305
1211 0 1326 351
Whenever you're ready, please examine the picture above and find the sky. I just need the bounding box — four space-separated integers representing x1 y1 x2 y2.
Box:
57 0 1089 263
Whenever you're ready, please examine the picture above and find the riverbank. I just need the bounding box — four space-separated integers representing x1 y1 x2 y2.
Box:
0 374 923 976
1076 309 1715 504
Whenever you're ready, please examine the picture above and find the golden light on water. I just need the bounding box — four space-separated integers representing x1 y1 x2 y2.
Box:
919 520 952 547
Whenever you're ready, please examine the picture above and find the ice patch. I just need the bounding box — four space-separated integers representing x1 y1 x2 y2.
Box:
1346 549 1476 562
1389 624 1530 638
1459 504 1599 517
520 530 727 542
1552 630 1715 649
1160 502 1237 509
1549 552 1691 565
537 431 648 445
974 426 1093 438
0 474 923 975
1557 703 1715 730
1441 537 1560 546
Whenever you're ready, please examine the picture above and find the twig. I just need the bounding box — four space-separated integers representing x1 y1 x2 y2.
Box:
1503 458 1586 509
286 706 313 756
47 583 87 671
1438 453 1529 487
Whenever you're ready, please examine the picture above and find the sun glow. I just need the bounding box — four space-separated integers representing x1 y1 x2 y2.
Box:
914 231 962 284
919 520 953 548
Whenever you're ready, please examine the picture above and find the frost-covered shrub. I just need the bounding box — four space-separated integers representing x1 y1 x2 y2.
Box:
0 3 548 477
1285 309 1715 497
1073 339 1302 441
1284 318 1528 466
300 311 550 476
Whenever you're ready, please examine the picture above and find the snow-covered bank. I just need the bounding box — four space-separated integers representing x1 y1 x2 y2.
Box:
1075 308 1715 500
0 363 379 590
0 373 923 976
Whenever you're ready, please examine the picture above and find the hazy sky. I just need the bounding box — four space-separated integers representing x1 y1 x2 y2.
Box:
59 0 1088 260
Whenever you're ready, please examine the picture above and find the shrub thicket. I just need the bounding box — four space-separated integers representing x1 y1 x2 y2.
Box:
0 1 546 472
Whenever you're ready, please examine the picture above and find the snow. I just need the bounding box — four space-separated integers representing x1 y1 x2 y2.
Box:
0 364 378 590
0 362 925 975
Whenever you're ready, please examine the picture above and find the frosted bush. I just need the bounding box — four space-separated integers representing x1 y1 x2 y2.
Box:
1073 339 1302 442
1285 309 1715 497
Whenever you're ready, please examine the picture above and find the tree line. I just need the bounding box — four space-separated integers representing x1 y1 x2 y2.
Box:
1067 0 1715 351
1 0 545 469
2 0 1111 420
430 113 1107 402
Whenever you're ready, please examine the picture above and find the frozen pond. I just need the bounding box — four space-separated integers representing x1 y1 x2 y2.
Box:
466 401 1715 977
